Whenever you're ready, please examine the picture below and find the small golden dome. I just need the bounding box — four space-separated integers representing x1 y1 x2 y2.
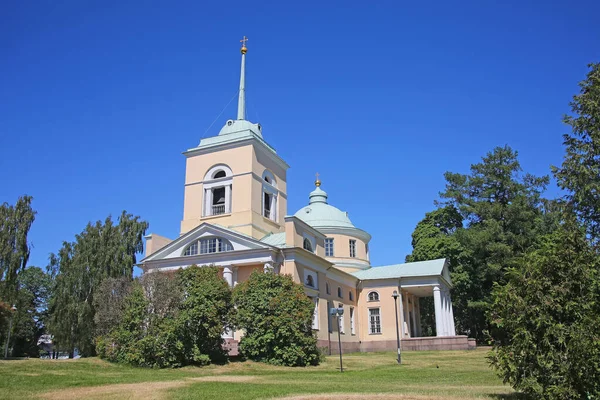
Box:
315 172 321 187
241 46 247 54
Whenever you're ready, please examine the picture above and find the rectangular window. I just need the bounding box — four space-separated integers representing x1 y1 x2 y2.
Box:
369 308 381 334
350 307 355 335
349 239 356 258
325 238 334 257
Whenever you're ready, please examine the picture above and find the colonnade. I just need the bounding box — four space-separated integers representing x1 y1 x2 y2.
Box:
433 285 456 336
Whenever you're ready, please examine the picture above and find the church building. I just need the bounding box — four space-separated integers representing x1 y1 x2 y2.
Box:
139 38 473 353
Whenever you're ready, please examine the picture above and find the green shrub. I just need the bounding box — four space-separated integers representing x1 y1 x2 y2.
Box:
95 266 232 368
489 220 600 399
233 271 320 367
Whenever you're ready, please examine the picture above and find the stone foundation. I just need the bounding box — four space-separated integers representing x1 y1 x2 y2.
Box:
318 335 473 354
227 336 474 357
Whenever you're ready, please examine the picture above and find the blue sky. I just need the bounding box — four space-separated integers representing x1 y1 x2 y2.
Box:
1 1 599 275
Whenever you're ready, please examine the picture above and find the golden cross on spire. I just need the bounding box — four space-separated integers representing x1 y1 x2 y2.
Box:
240 36 248 54
315 172 321 187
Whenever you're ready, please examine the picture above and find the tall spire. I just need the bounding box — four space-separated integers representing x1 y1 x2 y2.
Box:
237 36 248 120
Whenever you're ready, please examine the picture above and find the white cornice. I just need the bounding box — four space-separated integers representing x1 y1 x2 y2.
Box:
284 216 327 240
183 136 290 171
314 226 372 242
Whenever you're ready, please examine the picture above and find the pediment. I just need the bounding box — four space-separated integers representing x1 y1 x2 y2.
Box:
141 223 274 263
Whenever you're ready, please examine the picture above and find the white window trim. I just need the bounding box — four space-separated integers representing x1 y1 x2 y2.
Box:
303 234 316 253
325 238 334 257
367 290 380 302
203 165 233 217
262 188 278 222
304 270 317 289
369 307 382 335
262 169 277 188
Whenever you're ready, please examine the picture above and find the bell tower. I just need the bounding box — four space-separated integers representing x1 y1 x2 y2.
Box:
180 37 289 240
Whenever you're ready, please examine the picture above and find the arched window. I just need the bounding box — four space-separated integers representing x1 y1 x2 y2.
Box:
182 237 233 256
183 241 198 256
337 287 343 299
305 275 315 288
368 291 380 302
349 291 354 302
303 238 313 252
203 165 233 217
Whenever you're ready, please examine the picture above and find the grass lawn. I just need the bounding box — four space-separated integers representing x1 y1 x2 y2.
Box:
0 349 514 400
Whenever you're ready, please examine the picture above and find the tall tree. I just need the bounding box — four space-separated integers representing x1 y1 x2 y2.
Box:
0 196 36 302
47 211 148 357
552 63 600 242
489 217 600 399
11 267 52 357
437 146 549 342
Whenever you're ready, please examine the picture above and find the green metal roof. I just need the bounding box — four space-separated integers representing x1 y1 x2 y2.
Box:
351 258 448 280
293 186 355 229
187 119 277 155
259 232 286 247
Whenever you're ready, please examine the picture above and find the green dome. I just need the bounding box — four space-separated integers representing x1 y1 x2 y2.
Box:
293 187 355 229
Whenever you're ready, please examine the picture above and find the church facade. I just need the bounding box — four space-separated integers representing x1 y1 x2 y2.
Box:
138 39 473 353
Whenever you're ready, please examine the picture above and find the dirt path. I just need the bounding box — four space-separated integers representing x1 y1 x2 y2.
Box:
39 375 257 400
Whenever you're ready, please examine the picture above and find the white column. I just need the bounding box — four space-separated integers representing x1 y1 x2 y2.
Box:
232 266 238 287
433 286 443 337
410 295 417 338
402 293 410 337
398 289 405 339
415 297 422 337
225 185 232 213
448 292 456 336
222 265 234 340
444 292 451 336
263 262 273 273
223 266 233 287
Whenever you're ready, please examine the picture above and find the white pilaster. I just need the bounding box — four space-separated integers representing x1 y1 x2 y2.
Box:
204 188 211 217
225 185 232 213
223 266 233 287
232 266 238 287
433 285 443 337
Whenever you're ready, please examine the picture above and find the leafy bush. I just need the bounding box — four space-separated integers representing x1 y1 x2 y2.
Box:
233 271 320 366
95 266 232 368
176 266 232 364
489 219 600 399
